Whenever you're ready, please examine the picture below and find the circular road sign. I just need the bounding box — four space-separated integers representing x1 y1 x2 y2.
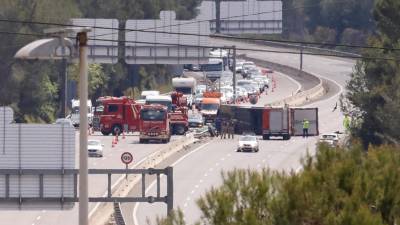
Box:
121 152 133 165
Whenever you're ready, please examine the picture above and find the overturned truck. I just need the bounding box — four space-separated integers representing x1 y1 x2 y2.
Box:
218 105 319 139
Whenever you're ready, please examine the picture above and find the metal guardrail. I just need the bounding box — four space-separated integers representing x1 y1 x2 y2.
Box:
0 167 174 214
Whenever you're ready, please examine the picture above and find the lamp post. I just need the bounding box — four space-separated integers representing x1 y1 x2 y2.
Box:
15 27 91 225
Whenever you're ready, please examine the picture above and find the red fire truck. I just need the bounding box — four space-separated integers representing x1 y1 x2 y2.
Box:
139 104 171 143
145 92 189 135
93 96 142 135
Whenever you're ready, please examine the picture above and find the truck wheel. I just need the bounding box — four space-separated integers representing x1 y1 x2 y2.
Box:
174 125 186 135
263 134 270 140
283 134 291 140
101 130 111 136
111 125 122 136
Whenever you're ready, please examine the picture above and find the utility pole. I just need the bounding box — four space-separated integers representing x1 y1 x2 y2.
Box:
300 45 303 72
77 30 89 225
60 35 68 118
232 45 237 103
215 0 221 33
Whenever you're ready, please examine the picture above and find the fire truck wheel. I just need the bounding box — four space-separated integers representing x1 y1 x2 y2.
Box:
262 134 270 140
101 130 111 136
174 125 186 135
111 125 122 136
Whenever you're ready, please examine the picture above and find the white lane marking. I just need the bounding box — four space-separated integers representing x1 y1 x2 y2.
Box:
41 210 46 213
195 185 199 188
191 190 195 194
262 159 266 163
199 179 203 183
209 168 213 172
36 216 41 220
184 203 188 207
303 71 345 107
227 153 231 157
89 152 153 218
31 223 35 225
132 142 212 225
221 157 225 161
186 197 191 201
257 164 261 168
204 173 208 177
215 162 219 166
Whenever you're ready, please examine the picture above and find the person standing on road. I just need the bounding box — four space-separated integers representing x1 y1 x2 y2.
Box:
228 120 235 139
302 118 310 138
220 119 227 139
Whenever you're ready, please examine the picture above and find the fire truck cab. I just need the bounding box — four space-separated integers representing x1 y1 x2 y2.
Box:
139 104 171 143
94 96 141 136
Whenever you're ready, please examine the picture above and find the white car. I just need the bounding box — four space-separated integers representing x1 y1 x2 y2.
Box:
88 140 104 157
319 133 340 147
237 135 259 152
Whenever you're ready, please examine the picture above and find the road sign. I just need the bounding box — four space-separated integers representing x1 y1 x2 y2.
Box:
121 152 133 165
125 11 210 65
196 0 283 34
71 19 119 64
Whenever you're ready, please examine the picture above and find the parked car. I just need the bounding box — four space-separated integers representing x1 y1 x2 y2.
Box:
55 118 74 127
237 134 259 152
88 140 104 157
319 133 340 147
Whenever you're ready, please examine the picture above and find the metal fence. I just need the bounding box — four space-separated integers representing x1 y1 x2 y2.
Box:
0 167 174 214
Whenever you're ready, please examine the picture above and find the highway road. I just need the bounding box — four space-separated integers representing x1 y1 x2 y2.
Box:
132 39 354 225
0 66 298 225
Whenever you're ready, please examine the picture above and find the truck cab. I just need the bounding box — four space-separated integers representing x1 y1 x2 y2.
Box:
94 96 141 135
146 94 188 135
69 99 93 127
139 105 170 143
172 77 196 108
200 92 221 123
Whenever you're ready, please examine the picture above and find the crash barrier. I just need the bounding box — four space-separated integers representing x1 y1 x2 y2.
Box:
218 105 319 136
90 133 195 225
269 81 325 107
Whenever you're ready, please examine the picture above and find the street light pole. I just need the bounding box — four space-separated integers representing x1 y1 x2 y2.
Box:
77 31 89 225
232 45 237 103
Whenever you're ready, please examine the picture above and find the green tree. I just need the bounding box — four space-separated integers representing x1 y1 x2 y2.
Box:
0 0 80 122
345 0 400 147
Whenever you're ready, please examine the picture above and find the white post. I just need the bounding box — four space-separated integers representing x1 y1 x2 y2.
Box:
78 31 89 225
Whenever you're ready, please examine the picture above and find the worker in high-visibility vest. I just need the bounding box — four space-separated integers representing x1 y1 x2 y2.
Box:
343 114 351 133
302 119 310 138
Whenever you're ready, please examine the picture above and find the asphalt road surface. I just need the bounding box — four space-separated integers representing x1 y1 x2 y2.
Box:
133 39 354 225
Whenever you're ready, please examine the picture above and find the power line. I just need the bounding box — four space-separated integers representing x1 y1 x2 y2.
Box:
0 17 397 53
1 30 397 61
91 0 348 39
